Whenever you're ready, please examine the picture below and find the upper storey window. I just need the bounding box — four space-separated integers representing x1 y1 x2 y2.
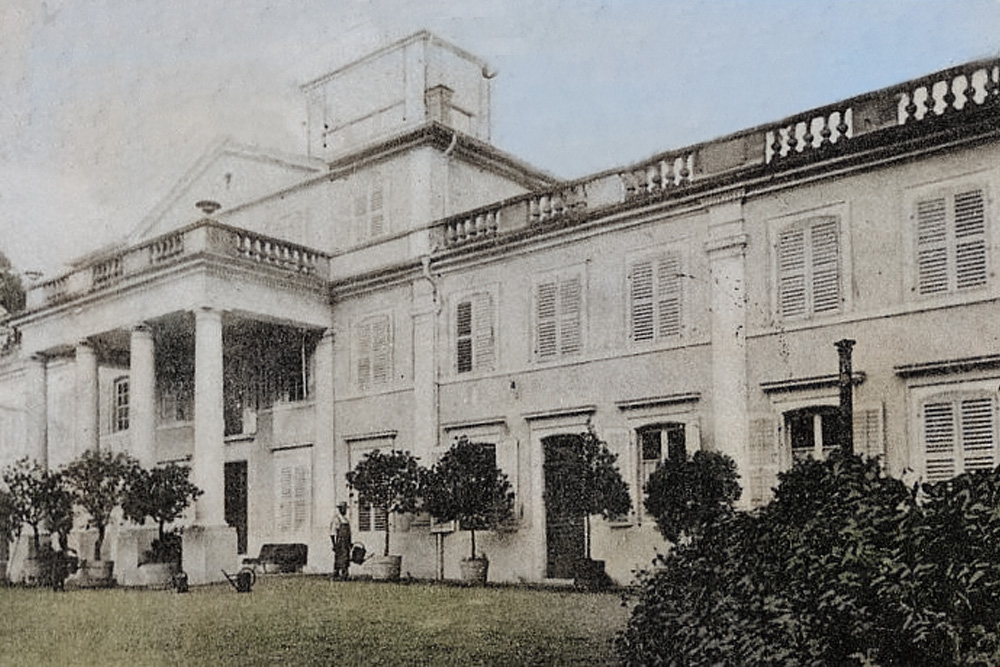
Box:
455 291 496 375
628 251 683 343
915 188 988 296
533 268 584 361
776 216 842 319
353 177 387 242
355 314 392 391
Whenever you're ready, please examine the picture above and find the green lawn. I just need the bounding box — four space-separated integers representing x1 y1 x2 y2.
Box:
0 576 629 666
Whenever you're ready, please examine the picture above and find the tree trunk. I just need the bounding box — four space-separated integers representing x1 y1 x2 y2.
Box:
585 514 592 560
94 524 105 561
383 521 390 557
470 528 477 560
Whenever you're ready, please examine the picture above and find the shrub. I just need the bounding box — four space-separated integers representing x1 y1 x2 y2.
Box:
346 450 422 557
63 450 140 562
2 458 55 552
423 437 514 560
617 451 1000 666
643 449 741 543
122 463 202 565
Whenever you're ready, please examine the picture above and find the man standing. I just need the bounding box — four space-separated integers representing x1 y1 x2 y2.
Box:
330 502 351 579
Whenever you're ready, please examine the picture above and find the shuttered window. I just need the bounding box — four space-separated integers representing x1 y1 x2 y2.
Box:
275 453 311 535
629 253 682 342
356 315 391 390
916 188 987 295
534 272 583 360
922 394 997 483
777 217 841 319
456 292 495 374
353 179 387 241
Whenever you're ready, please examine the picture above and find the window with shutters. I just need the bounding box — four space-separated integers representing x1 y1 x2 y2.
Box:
628 252 683 343
776 216 842 319
920 392 998 483
113 376 130 432
355 314 392 391
637 423 686 487
913 188 988 296
353 177 387 241
533 269 584 361
455 291 495 374
275 450 311 536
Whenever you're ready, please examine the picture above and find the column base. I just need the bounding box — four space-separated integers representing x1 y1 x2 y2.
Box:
182 525 238 585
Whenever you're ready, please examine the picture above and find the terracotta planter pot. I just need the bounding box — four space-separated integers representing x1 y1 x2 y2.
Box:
459 557 489 585
75 559 115 588
573 558 610 591
138 562 179 590
368 555 401 581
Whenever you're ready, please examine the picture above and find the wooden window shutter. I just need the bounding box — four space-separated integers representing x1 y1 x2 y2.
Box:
657 253 683 338
496 437 520 521
472 292 495 371
953 189 987 290
960 396 995 473
916 197 950 295
559 275 582 355
629 260 655 342
456 300 473 373
277 466 294 533
535 281 558 359
356 320 372 390
810 219 841 313
293 464 310 531
777 227 807 317
369 184 385 237
749 417 779 506
853 404 884 460
371 316 390 385
923 400 957 482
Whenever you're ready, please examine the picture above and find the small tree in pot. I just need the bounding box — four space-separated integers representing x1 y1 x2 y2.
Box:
345 449 422 581
35 470 77 590
0 486 18 582
63 449 140 585
544 426 632 589
122 463 202 587
424 437 514 585
2 458 51 583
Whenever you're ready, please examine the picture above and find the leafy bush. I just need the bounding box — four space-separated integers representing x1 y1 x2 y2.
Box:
643 449 741 543
346 449 423 557
2 458 58 552
122 463 202 565
423 437 514 560
617 450 1000 666
63 450 140 562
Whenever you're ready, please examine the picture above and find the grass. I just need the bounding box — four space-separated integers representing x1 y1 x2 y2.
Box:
0 576 629 666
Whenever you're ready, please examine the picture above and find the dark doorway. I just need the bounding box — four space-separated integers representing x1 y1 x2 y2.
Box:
543 434 586 579
224 461 248 554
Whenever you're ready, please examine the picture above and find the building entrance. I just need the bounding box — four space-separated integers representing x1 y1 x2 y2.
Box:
543 434 586 579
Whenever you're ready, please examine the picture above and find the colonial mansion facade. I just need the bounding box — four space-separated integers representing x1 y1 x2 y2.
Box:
2 32 1000 585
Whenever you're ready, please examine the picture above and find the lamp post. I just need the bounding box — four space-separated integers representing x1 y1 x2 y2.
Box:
835 339 856 455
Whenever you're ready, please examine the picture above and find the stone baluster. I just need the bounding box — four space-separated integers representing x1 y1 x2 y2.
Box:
659 160 672 189
529 198 540 222
923 83 936 118
836 110 849 140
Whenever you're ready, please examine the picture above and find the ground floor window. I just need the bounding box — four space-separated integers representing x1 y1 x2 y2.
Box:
921 392 998 482
784 405 841 462
274 448 312 536
113 376 130 432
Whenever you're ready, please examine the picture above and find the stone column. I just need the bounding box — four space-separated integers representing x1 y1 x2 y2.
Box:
130 324 157 467
192 308 225 525
704 195 750 504
411 276 438 455
75 340 100 454
312 329 336 570
25 355 47 467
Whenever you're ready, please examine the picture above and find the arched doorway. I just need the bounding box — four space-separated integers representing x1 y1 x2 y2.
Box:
542 433 586 579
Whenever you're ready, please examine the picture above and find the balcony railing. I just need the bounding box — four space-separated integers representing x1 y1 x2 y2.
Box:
434 57 1000 247
28 221 330 309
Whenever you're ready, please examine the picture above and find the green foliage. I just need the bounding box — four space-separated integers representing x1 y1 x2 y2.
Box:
617 451 1000 666
36 471 75 553
424 437 514 559
122 463 202 545
0 257 26 314
63 450 141 561
2 458 55 550
346 449 423 557
643 449 741 543
0 487 16 545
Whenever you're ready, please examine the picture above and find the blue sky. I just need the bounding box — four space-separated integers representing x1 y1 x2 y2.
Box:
1 0 999 275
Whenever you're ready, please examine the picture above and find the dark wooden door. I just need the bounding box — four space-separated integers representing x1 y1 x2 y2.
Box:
224 461 248 555
543 434 586 579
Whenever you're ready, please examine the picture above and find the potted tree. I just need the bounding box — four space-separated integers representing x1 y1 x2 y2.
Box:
35 469 77 590
122 463 202 589
63 449 140 587
2 458 52 584
544 426 631 589
0 486 17 583
424 437 514 585
345 449 423 581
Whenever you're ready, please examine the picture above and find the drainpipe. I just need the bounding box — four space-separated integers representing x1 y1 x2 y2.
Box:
421 254 444 579
835 339 856 455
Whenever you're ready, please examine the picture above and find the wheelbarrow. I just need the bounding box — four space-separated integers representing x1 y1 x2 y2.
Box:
221 567 256 593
